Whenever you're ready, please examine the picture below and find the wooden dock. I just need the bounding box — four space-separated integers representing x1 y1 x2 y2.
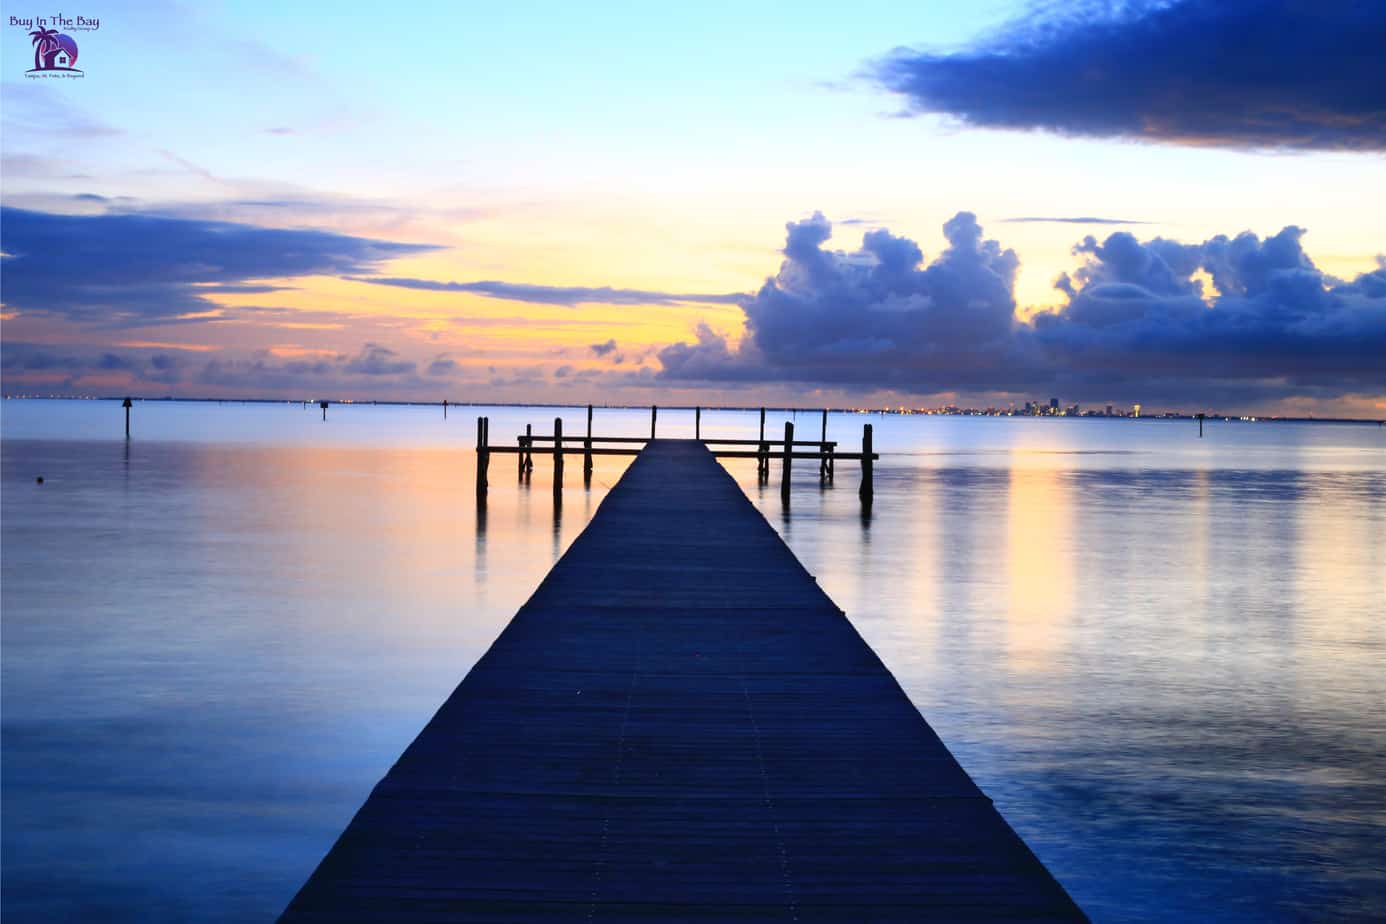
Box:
280 441 1086 922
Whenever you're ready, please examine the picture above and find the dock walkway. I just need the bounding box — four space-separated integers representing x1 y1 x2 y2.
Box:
281 440 1086 922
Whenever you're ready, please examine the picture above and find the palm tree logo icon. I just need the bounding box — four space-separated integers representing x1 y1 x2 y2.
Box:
28 28 80 73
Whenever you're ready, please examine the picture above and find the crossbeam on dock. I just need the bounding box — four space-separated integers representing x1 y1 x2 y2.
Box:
281 440 1086 922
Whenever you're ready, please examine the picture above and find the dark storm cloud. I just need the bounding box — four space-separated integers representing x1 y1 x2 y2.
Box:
352 276 742 307
590 339 619 357
873 0 1386 151
0 207 435 325
657 212 1386 403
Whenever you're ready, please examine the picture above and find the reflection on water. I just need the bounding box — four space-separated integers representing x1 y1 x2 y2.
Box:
1005 467 1073 670
3 400 1384 922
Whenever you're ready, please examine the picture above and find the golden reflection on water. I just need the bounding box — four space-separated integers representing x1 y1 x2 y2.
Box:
181 446 634 657
1295 473 1386 702
1005 464 1074 671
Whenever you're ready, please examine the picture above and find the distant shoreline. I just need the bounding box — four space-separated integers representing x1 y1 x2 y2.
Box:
3 394 1382 426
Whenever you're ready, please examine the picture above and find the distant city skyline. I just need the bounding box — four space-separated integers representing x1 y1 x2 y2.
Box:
2 1 1383 417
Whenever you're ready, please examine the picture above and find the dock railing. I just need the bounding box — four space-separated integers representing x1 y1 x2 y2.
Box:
475 405 877 505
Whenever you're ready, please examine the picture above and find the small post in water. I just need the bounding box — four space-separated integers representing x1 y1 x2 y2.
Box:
1198 412 1205 438
525 423 534 475
781 420 794 502
651 405 658 440
122 396 132 439
553 416 565 502
320 400 329 421
584 404 594 484
475 416 489 500
758 407 768 478
443 399 448 420
859 423 874 505
819 408 829 484
695 406 702 440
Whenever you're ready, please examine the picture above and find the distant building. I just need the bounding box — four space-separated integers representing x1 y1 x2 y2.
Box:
1106 404 1114 416
1133 403 1142 418
1049 397 1059 412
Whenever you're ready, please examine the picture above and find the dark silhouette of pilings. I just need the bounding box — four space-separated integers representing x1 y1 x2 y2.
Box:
482 406 876 509
553 416 564 505
320 400 329 421
859 423 874 506
651 405 658 439
757 407 768 481
123 396 132 438
476 416 490 500
781 421 794 503
819 409 829 484
584 405 594 485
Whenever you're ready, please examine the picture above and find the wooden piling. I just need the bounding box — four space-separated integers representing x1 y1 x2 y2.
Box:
524 423 534 475
584 405 594 483
122 396 132 439
320 400 329 421
651 405 658 439
443 399 448 420
553 416 564 502
781 420 793 502
758 407 767 477
695 406 702 440
475 416 489 499
860 423 874 504
1198 412 1205 437
819 408 829 484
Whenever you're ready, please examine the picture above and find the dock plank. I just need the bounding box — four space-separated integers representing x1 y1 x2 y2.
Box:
281 440 1086 922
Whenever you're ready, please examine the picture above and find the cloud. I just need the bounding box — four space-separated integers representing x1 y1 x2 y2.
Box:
590 339 618 357
659 210 1027 390
2 341 190 386
2 339 448 393
1034 231 1386 392
1 81 123 140
1003 216 1151 225
657 211 1386 405
352 276 743 307
341 343 415 376
426 355 459 376
872 0 1386 151
0 207 436 325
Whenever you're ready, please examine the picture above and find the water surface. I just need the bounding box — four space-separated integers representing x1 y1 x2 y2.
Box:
3 400 1383 921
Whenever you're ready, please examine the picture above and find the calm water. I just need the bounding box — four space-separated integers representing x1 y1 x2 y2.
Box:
3 399 1383 922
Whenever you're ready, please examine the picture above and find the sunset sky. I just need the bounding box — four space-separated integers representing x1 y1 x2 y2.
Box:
3 0 1384 414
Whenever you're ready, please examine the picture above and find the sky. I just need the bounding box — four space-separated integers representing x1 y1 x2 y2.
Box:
2 0 1384 415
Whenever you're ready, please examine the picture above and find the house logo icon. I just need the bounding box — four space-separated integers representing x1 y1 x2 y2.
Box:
27 28 81 74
